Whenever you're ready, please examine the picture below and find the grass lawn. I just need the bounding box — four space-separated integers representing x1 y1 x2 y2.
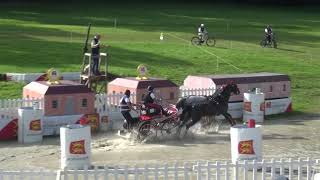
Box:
0 2 319 113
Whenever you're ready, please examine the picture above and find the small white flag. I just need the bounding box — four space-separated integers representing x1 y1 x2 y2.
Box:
160 32 164 41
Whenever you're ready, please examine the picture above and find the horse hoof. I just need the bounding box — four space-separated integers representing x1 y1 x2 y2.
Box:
179 126 188 139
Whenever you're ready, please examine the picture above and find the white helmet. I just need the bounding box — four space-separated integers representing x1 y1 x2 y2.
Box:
201 24 204 27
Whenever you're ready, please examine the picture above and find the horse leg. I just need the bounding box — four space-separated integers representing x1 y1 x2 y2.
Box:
227 113 236 126
186 110 202 129
179 110 190 127
178 111 201 139
223 112 236 126
177 111 191 137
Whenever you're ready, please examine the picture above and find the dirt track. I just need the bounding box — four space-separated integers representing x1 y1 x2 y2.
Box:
0 115 319 170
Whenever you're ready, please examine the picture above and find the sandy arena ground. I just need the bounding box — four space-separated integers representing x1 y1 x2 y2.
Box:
0 115 319 170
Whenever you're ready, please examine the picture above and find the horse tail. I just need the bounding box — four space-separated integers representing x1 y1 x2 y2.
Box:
176 97 186 110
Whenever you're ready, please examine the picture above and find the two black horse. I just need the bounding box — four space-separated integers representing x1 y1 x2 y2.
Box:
176 82 240 136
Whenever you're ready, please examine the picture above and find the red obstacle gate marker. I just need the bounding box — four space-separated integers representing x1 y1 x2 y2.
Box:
248 119 256 128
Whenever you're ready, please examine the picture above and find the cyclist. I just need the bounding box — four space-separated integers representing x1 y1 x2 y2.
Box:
198 24 208 43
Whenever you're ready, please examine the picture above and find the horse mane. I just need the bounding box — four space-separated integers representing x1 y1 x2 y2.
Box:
176 97 186 110
207 82 236 102
207 86 224 99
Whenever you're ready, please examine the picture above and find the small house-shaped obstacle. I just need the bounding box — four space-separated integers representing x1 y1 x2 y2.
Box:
107 77 179 104
183 72 291 102
23 80 95 116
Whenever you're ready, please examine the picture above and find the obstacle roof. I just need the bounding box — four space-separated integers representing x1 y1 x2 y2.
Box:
23 80 93 95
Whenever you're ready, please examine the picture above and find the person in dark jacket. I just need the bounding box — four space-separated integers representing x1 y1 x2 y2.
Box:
91 34 101 75
144 86 156 104
143 86 168 116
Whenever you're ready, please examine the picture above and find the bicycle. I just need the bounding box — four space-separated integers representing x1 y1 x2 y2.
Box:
191 35 216 47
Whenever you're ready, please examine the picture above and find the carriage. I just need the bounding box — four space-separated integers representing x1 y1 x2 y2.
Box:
121 103 181 141
136 104 181 139
121 82 240 140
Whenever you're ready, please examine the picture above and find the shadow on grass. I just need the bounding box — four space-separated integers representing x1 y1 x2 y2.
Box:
0 25 193 75
276 47 305 53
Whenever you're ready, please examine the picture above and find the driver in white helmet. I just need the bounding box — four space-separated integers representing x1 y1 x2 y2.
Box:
265 25 273 43
198 24 208 43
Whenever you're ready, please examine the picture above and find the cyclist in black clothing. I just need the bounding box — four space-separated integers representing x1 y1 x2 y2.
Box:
265 25 273 44
198 24 208 43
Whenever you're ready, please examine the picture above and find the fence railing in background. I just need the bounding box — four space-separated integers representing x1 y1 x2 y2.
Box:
95 93 137 114
0 87 217 117
0 158 319 180
95 87 216 114
179 87 216 97
0 98 43 120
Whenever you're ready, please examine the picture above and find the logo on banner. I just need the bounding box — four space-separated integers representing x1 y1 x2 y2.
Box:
84 114 100 132
243 102 252 112
238 140 255 154
29 119 41 131
70 140 86 154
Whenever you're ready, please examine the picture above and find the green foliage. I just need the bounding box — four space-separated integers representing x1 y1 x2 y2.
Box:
0 3 319 113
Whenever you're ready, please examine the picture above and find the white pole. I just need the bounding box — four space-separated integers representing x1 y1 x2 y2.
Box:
216 57 219 72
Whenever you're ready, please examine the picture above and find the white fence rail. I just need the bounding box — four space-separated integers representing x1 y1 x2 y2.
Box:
0 86 289 120
0 87 216 116
0 98 43 120
180 87 216 97
95 93 137 114
0 158 319 180
94 87 216 114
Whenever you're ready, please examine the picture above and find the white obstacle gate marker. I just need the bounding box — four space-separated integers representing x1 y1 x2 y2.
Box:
243 88 265 123
60 124 91 170
18 106 43 143
230 125 262 163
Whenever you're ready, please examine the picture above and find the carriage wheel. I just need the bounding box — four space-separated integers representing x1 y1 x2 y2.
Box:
138 121 156 141
160 119 179 136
